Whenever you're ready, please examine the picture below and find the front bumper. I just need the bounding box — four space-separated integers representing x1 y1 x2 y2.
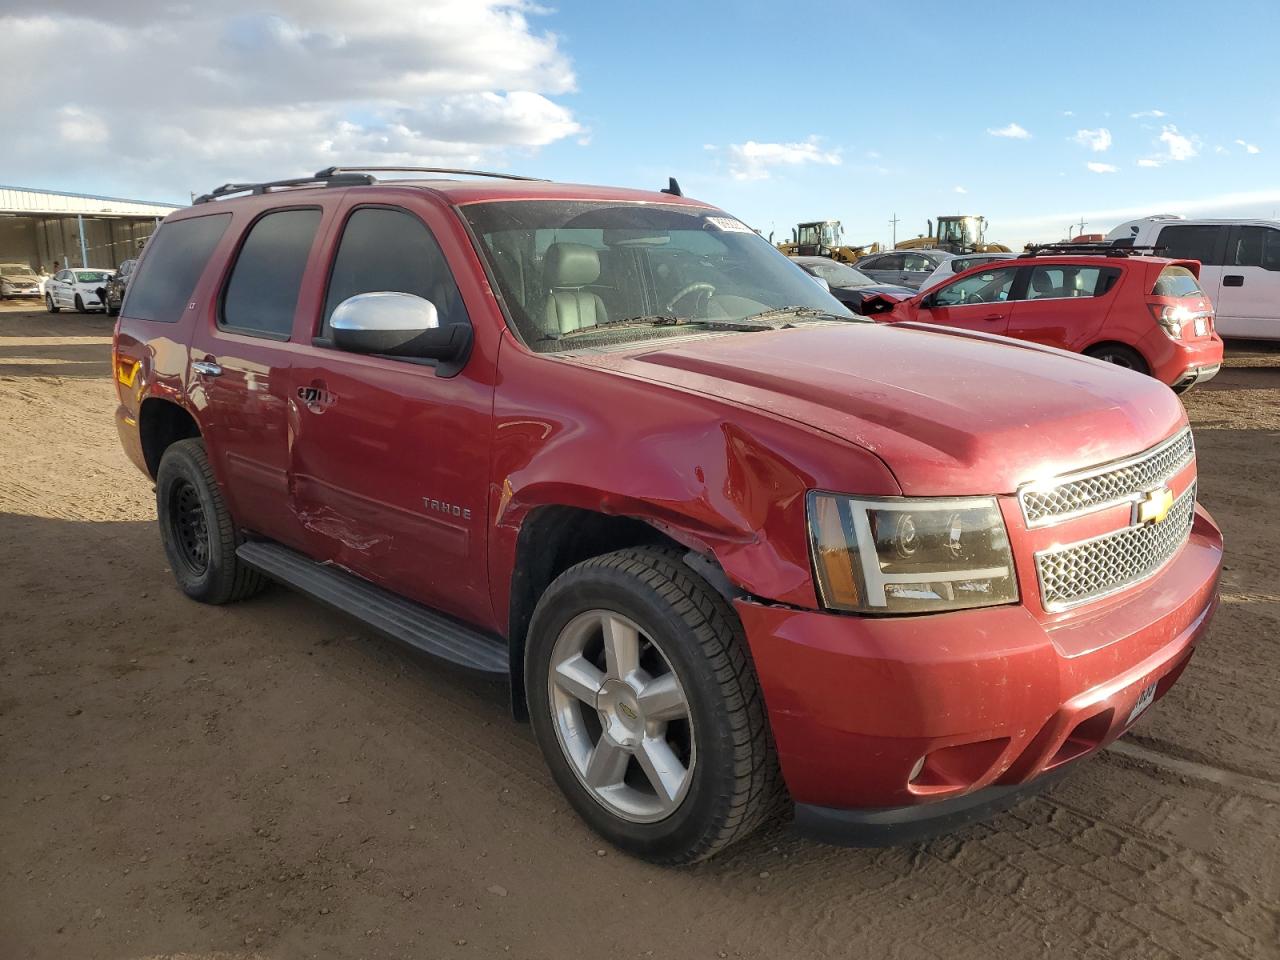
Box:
1 286 41 297
735 505 1222 843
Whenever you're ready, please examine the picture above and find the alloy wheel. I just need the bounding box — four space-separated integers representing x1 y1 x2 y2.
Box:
547 609 695 823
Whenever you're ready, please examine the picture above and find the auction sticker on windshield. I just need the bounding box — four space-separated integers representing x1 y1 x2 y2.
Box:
705 217 753 234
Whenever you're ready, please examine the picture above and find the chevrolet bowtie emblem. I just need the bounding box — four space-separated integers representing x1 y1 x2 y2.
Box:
1135 486 1175 526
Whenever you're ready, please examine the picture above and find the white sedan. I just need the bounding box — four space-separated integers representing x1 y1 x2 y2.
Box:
45 267 115 313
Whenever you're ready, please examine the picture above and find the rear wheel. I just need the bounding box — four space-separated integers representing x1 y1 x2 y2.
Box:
46 293 60 314
526 547 784 864
1085 343 1148 375
156 438 266 604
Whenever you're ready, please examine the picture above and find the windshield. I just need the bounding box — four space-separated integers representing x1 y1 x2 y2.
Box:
937 219 975 246
75 271 111 282
462 200 856 352
800 258 875 287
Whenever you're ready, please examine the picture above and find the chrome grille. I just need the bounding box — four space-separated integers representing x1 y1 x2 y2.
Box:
1019 428 1194 527
1035 483 1197 611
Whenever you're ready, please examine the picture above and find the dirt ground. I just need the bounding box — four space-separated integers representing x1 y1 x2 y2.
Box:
1 300 1278 960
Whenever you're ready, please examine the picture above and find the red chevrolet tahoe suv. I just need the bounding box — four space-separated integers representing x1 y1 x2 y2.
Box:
112 168 1223 863
882 247 1224 392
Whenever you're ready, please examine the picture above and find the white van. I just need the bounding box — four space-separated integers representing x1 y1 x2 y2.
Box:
1107 215 1280 339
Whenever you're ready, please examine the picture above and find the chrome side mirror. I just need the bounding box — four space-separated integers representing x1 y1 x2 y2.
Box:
329 291 472 373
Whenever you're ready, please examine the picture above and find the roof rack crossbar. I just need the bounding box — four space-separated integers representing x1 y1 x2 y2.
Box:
1018 242 1167 259
193 172 375 204
314 165 549 182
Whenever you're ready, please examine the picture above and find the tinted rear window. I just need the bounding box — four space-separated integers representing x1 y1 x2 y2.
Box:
125 214 230 322
1155 224 1223 265
221 208 321 338
1151 265 1203 298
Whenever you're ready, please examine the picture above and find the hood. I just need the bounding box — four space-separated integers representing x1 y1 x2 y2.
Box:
835 282 914 298
566 322 1187 496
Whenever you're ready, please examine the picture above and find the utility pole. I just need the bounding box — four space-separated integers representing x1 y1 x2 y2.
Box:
889 213 900 248
1076 216 1087 238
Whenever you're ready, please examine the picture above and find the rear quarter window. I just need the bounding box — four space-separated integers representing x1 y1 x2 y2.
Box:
1151 265 1203 298
125 214 231 322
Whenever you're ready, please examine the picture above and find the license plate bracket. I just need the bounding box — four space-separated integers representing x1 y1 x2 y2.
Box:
1127 681 1158 725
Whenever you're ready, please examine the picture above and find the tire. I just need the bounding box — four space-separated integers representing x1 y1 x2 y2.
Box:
526 546 784 864
155 438 266 605
1085 343 1149 375
46 293 60 314
74 294 86 313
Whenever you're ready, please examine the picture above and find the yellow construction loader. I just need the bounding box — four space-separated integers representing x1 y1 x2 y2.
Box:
895 215 1011 254
776 221 880 263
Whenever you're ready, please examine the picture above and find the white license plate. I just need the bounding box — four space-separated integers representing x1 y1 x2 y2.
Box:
1194 317 1208 336
1127 681 1158 724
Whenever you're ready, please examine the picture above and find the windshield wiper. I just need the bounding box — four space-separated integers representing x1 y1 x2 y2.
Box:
542 315 683 340
740 305 853 325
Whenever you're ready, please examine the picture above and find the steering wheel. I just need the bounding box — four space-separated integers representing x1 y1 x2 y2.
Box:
664 282 716 315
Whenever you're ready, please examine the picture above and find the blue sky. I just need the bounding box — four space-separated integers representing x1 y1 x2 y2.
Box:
3 0 1277 248
532 0 1280 246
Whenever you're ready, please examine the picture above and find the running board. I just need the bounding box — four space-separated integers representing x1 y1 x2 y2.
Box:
236 541 509 677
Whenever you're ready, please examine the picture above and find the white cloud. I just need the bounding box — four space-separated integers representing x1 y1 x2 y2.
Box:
1159 124 1198 161
1131 109 1167 119
722 136 841 181
1235 139 1261 154
56 105 108 145
953 185 968 194
1072 128 1112 152
1062 110 1075 117
0 2 580 199
1137 158 1164 168
987 122 1031 139
1086 162 1118 174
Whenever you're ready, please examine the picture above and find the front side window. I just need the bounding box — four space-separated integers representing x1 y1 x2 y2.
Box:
323 207 469 337
1156 224 1223 264
866 254 903 271
461 200 855 352
1229 226 1280 271
902 253 933 272
1025 265 1119 300
932 267 1019 307
221 208 321 337
126 214 231 322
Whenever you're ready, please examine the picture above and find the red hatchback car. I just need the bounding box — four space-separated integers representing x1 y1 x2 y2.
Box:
883 247 1224 391
113 170 1222 862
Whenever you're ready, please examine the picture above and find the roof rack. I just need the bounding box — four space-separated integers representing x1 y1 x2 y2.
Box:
314 165 549 182
1018 242 1166 259
193 172 375 204
193 165 549 205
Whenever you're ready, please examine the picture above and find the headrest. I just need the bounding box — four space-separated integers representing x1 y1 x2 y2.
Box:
544 242 600 288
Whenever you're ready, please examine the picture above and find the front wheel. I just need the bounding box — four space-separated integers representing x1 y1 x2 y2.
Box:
1085 343 1149 375
155 438 266 604
526 547 783 864
46 293 60 314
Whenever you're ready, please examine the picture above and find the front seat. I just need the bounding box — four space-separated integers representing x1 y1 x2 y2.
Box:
542 242 607 336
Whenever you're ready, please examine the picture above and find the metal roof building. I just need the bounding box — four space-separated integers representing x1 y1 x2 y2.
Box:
0 185 181 274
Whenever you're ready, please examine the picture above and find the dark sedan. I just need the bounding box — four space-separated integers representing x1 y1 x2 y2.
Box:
104 259 137 316
789 256 913 315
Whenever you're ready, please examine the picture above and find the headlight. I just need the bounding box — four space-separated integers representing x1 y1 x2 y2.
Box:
808 492 1018 614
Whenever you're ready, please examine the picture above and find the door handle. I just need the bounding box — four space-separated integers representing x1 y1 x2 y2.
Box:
978 313 1004 321
1223 274 1244 287
191 360 223 377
